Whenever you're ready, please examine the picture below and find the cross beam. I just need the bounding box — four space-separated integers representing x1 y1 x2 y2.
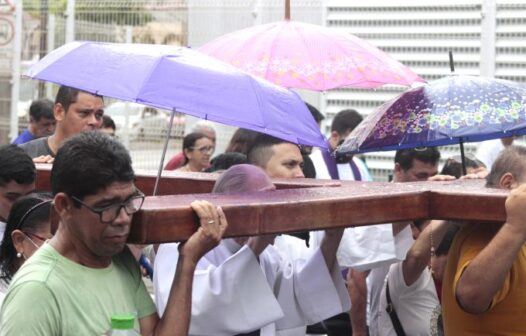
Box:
35 165 337 195
36 167 507 244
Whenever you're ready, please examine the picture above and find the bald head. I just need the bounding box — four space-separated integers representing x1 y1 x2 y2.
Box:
212 164 274 194
486 145 526 189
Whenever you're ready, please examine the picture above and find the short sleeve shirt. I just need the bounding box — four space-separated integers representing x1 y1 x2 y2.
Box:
18 136 54 158
0 244 156 335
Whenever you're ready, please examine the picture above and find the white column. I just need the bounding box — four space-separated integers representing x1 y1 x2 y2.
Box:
45 13 55 98
480 0 496 77
65 0 75 43
9 0 22 141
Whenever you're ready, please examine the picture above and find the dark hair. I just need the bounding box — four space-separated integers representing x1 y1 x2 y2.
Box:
205 153 247 173
29 98 54 121
436 224 460 256
441 154 485 178
51 131 134 201
331 109 363 135
305 102 325 124
486 145 526 188
0 192 52 283
55 86 81 113
225 128 260 155
55 86 102 113
395 147 441 171
101 115 116 131
0 145 35 187
247 133 293 169
182 132 210 165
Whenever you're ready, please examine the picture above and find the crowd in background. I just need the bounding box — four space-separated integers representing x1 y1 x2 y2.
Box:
0 86 523 336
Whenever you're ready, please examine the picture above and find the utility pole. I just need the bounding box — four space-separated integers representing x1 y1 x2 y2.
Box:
38 0 48 98
9 0 22 141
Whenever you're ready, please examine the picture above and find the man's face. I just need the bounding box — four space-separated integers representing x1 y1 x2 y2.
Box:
395 159 438 182
57 92 104 138
0 181 35 222
264 143 304 179
32 117 56 138
66 181 137 259
329 129 352 151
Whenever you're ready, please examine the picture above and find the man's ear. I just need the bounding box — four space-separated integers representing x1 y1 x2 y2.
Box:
394 162 402 174
499 172 516 190
54 193 72 216
54 103 66 121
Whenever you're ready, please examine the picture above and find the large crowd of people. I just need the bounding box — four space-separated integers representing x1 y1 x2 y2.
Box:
0 85 523 336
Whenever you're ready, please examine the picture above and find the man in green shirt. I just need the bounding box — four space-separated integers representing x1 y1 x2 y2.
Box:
1 131 228 336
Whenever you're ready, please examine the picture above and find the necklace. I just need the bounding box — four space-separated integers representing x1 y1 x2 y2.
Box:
428 221 435 275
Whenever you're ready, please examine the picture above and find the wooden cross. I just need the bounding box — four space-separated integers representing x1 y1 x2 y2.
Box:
36 165 507 243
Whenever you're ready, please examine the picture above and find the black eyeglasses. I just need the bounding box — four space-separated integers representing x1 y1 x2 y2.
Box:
71 192 145 224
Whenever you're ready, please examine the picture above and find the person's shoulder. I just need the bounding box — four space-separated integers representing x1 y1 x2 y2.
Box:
18 136 45 147
1 279 60 335
12 129 33 145
18 136 50 157
164 151 185 170
457 222 500 240
352 155 367 166
112 247 142 276
10 244 59 286
309 149 323 161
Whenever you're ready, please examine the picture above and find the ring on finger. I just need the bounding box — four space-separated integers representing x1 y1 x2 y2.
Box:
207 219 215 224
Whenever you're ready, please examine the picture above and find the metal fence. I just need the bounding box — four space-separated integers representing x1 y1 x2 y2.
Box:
3 0 526 175
324 0 526 181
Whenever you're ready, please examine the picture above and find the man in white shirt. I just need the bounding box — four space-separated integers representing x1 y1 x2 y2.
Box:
154 162 350 335
310 109 371 182
368 147 455 336
377 220 458 336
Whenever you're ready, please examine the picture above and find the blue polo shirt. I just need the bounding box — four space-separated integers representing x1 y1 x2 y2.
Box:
12 129 34 145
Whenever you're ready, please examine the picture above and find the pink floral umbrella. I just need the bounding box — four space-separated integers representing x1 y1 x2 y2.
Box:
199 2 423 91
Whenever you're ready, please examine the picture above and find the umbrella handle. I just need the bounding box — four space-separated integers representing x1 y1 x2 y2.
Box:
459 138 467 176
449 51 455 73
285 0 290 20
153 110 177 196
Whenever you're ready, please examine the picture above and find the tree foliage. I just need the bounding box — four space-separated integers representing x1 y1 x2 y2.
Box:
23 0 153 25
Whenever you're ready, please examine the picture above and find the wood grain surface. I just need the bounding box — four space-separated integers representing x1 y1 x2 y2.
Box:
36 167 507 243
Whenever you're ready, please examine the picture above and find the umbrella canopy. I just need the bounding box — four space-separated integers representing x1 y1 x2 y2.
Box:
199 20 424 91
26 41 328 149
336 75 526 157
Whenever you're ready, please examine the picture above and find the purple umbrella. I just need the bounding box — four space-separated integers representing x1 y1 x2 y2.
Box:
336 74 526 174
27 41 327 193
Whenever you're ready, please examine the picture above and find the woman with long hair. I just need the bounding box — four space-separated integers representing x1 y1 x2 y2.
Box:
0 193 53 301
177 132 214 172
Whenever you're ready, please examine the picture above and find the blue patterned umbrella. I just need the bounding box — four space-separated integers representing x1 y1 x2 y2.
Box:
336 75 526 172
